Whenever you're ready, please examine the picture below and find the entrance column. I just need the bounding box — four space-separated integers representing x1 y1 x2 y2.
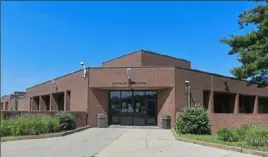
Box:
50 94 57 111
64 91 66 111
64 91 71 111
30 98 33 110
31 97 38 110
233 93 239 114
208 91 214 113
253 96 259 114
39 96 46 111
208 76 214 113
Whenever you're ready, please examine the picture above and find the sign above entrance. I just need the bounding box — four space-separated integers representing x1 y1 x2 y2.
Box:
112 81 146 85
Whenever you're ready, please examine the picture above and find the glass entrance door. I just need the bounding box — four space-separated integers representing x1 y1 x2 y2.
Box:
109 90 157 126
146 99 157 126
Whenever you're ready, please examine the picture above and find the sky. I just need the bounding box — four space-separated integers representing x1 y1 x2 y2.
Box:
1 1 263 95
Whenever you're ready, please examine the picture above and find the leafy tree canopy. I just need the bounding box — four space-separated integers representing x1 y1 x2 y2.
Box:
221 2 268 84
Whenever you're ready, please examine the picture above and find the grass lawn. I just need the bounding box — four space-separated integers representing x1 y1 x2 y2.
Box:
176 133 268 152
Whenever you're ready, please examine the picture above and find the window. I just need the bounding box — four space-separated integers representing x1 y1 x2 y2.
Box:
214 92 235 113
259 97 268 113
239 95 254 113
110 91 121 124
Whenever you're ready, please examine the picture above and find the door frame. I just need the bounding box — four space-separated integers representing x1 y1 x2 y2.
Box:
108 90 158 126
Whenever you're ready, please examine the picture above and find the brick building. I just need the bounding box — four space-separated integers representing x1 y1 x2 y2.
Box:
1 91 26 111
19 50 268 130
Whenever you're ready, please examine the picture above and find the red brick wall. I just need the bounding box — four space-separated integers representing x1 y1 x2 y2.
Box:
18 98 30 111
158 88 176 128
1 96 11 111
102 50 191 69
87 88 109 127
89 67 175 88
26 70 88 112
175 112 268 133
209 113 268 133
175 68 268 113
1 111 88 128
89 67 175 127
142 52 191 69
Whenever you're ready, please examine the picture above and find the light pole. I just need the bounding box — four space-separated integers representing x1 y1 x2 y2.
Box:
80 61 88 79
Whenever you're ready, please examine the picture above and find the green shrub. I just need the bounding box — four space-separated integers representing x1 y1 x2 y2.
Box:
235 125 252 140
0 120 11 136
55 112 76 131
0 114 60 136
217 128 239 142
10 114 48 136
175 106 211 135
246 128 268 146
43 115 60 133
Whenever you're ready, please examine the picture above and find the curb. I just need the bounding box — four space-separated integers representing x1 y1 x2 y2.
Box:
171 129 268 157
1 125 91 142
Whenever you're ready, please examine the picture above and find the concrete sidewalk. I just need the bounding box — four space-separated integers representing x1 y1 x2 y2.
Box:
97 129 258 157
1 128 259 157
1 128 127 157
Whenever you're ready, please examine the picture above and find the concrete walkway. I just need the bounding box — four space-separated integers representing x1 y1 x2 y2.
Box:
97 129 258 157
1 128 127 157
1 128 259 157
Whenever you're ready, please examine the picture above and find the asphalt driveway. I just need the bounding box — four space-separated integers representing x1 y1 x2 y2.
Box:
1 128 259 157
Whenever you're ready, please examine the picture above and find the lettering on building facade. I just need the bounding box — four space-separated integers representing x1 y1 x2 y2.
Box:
112 81 146 85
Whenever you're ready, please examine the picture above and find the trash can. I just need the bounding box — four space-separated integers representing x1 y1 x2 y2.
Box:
97 114 107 128
162 115 171 129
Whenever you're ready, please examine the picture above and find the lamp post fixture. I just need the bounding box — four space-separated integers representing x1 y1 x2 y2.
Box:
80 61 88 79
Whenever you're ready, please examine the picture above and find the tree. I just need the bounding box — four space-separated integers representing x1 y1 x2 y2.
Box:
220 2 268 84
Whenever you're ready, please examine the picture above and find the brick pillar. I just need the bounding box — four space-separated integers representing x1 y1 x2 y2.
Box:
64 91 70 111
50 94 57 111
30 98 33 110
39 96 46 111
253 96 259 114
31 97 38 110
208 91 214 113
233 93 239 114
64 91 66 111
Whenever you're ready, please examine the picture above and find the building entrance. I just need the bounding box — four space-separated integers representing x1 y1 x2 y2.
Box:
109 90 157 126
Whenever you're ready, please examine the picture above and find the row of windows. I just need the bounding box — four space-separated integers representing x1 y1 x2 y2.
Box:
30 91 71 111
203 91 268 113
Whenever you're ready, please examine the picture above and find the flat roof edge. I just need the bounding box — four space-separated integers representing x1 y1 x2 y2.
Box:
26 69 84 90
102 49 191 66
102 50 142 65
141 50 190 63
174 66 257 84
27 66 265 91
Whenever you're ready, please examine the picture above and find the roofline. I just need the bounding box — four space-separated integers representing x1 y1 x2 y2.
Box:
27 65 263 90
102 49 191 65
141 50 190 63
26 69 84 90
174 66 246 82
102 50 142 65
90 66 253 84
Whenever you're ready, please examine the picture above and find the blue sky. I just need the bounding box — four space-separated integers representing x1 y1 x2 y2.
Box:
1 1 262 95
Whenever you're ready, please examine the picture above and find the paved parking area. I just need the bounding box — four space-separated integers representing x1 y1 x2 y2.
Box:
1 128 259 157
